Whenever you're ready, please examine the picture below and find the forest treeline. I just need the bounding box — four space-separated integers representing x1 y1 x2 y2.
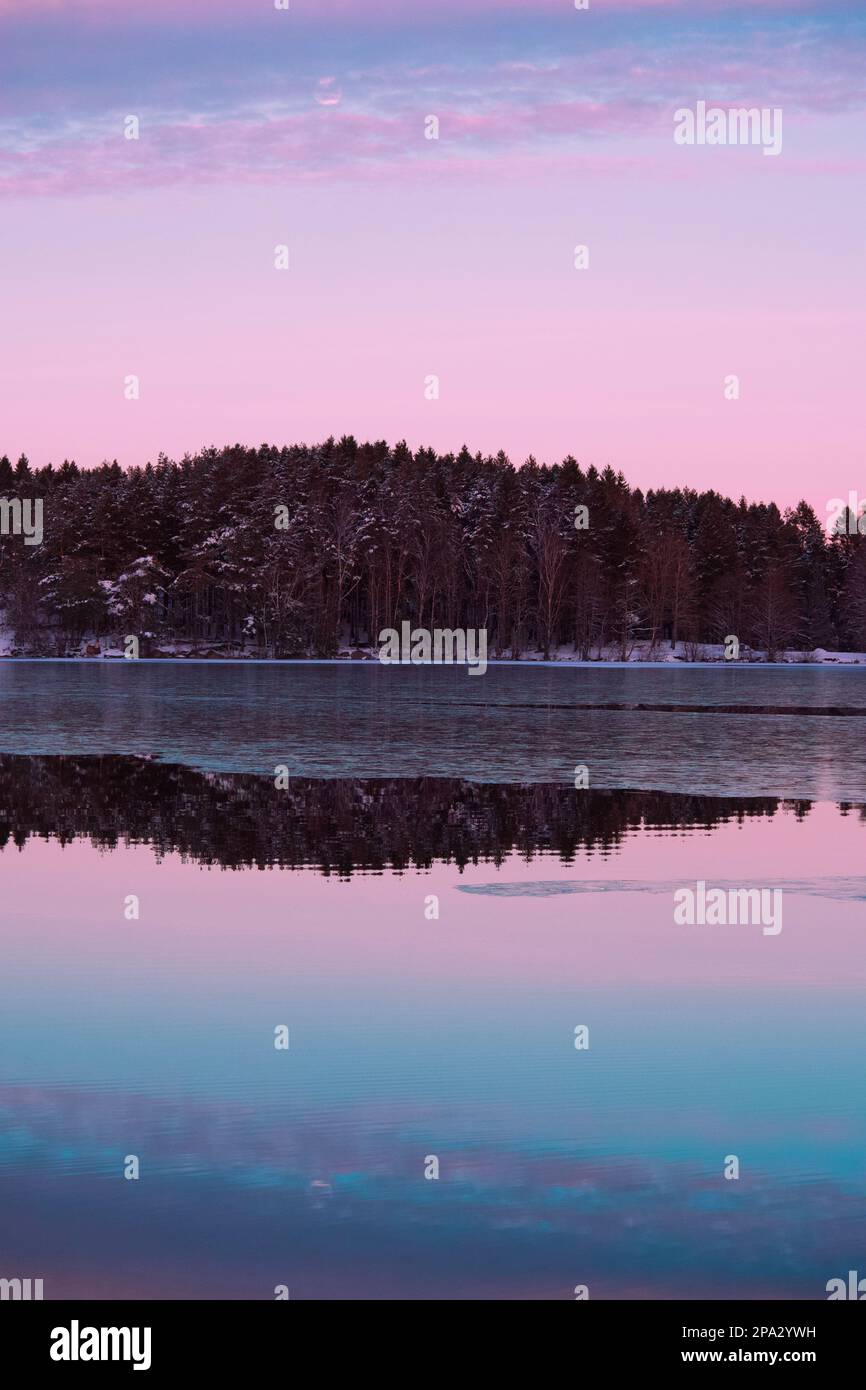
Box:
0 439 864 657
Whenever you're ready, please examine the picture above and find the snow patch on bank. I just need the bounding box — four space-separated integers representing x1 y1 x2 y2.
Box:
0 625 863 667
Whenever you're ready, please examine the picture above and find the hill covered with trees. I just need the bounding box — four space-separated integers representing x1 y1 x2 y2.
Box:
0 439 863 659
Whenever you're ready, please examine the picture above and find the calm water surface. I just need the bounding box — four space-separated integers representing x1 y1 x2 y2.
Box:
0 660 865 795
0 665 864 1299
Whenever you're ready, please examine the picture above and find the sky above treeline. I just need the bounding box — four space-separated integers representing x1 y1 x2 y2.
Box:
1 0 863 517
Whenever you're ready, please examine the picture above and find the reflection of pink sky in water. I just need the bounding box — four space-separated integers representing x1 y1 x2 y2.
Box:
2 804 866 1299
2 801 865 991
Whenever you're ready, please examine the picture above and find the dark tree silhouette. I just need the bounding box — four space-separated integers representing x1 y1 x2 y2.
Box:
0 440 861 657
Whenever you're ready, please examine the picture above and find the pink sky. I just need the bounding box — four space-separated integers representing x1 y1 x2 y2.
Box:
0 0 863 511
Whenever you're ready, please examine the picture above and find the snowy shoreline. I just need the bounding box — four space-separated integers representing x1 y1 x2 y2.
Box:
1 646 864 668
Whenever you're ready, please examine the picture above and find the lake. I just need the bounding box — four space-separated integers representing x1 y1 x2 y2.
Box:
1 663 864 1299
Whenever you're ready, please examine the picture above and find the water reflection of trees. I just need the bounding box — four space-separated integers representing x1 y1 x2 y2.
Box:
0 755 821 877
